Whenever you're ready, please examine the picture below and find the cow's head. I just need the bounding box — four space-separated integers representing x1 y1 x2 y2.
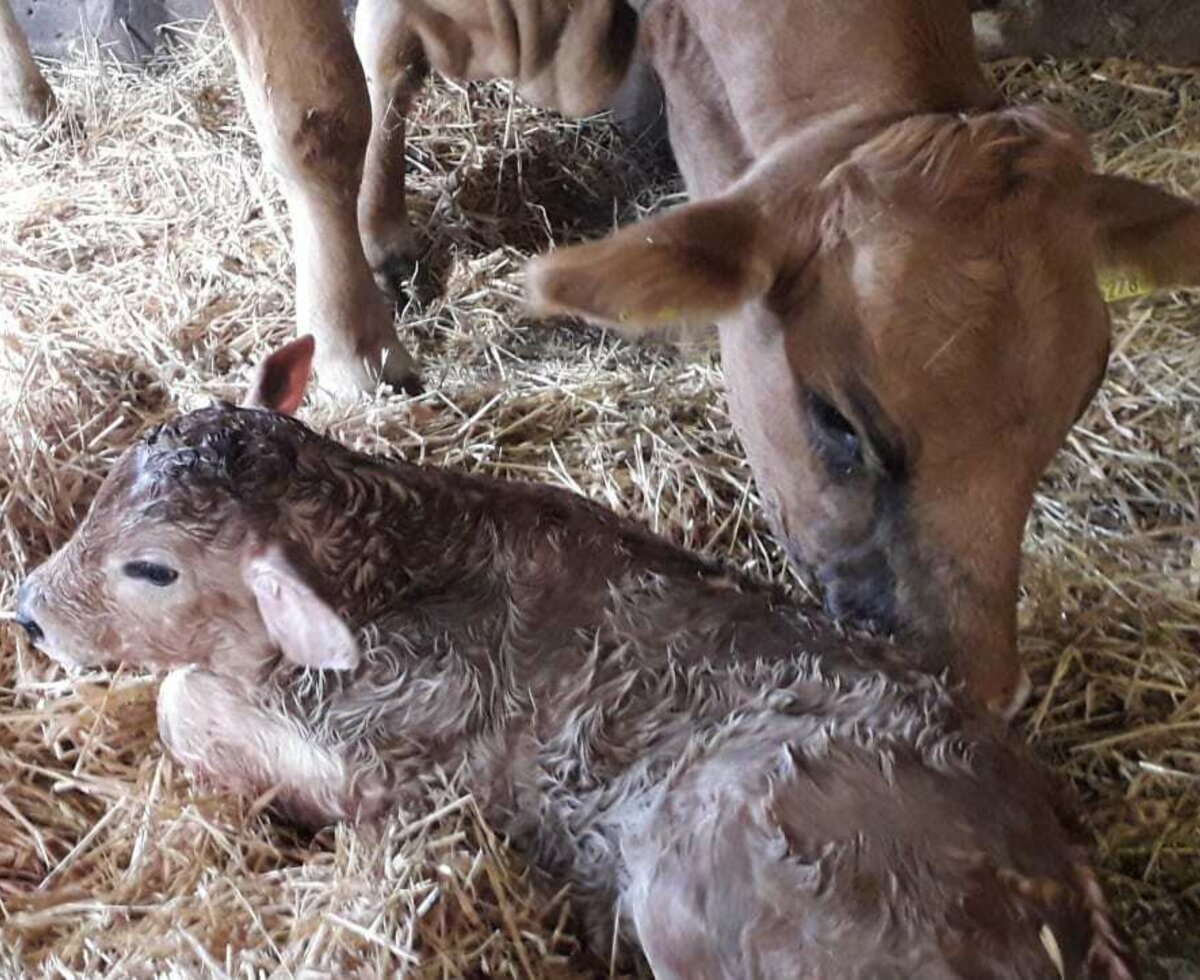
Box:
527 106 1200 717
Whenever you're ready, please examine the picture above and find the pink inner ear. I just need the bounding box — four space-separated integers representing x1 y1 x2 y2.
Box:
244 548 359 671
243 335 316 415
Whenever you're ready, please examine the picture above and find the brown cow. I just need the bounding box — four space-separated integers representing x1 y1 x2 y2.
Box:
15 337 1136 978
526 0 1200 716
0 0 652 392
142 0 1200 717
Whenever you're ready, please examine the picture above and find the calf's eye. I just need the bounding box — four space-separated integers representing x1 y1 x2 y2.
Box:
122 561 179 587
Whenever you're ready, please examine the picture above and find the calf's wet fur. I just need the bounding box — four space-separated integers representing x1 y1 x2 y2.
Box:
17 338 1135 978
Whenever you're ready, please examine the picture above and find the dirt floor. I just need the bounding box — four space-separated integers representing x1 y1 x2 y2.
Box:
0 24 1198 979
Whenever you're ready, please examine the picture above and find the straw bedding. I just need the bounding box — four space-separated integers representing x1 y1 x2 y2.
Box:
0 23 1198 978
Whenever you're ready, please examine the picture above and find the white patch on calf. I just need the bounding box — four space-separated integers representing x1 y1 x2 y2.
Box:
158 666 357 825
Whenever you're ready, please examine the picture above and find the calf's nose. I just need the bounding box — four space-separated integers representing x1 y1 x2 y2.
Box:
13 580 44 644
15 613 43 644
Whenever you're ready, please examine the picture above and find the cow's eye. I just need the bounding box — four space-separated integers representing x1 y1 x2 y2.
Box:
123 561 179 587
809 393 863 476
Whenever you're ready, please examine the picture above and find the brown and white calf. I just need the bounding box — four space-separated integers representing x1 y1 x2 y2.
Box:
16 338 1135 978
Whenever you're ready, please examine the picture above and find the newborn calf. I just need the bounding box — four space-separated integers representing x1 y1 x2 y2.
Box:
17 339 1134 978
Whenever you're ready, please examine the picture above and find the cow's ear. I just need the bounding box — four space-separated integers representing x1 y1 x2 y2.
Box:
1088 174 1200 300
242 336 316 415
525 195 779 336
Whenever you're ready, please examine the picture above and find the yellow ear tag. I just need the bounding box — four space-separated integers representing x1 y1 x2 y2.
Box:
1098 271 1154 303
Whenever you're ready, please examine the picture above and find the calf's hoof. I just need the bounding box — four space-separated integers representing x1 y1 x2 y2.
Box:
995 666 1033 723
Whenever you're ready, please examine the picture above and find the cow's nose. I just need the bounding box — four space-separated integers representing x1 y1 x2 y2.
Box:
819 553 897 632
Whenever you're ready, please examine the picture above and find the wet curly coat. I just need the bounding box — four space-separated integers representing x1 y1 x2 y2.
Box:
18 343 1134 978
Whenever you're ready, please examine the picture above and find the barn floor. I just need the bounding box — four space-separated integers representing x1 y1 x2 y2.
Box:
0 24 1198 978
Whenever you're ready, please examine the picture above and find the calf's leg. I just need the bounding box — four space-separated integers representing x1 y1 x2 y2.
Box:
213 0 421 395
0 0 54 127
157 667 383 828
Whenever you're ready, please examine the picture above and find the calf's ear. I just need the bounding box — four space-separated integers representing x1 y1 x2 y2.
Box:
1088 174 1200 301
525 195 779 336
243 546 360 671
243 335 316 414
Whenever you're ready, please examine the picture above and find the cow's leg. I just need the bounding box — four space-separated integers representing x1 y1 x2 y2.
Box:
353 0 429 300
212 0 421 395
610 54 669 152
157 668 386 829
0 0 54 127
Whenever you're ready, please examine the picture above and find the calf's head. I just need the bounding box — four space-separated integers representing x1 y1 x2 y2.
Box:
15 338 362 680
528 107 1200 716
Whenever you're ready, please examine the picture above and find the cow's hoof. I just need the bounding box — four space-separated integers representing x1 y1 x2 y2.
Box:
363 222 423 302
0 79 56 129
371 251 420 303
378 333 423 396
390 370 424 397
315 336 423 398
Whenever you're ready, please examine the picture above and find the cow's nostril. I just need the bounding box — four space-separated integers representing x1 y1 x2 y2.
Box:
823 586 896 632
821 581 852 620
819 557 898 633
14 614 44 644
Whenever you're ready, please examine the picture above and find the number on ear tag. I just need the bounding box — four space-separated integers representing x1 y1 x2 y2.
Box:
1098 271 1153 303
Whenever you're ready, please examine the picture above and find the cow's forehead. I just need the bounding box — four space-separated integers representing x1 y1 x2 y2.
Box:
848 197 1095 330
794 201 1108 439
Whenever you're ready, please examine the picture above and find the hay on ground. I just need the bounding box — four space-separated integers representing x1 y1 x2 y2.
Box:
0 22 1198 978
